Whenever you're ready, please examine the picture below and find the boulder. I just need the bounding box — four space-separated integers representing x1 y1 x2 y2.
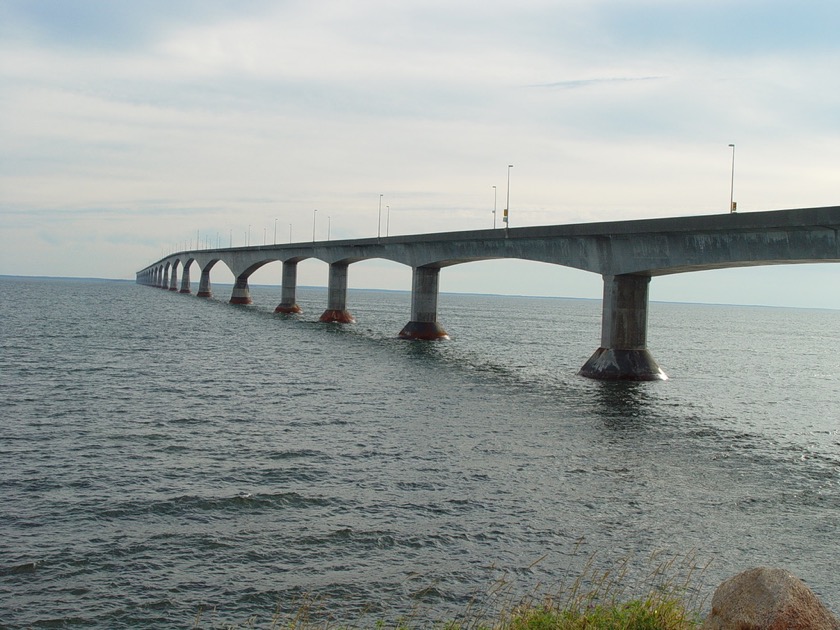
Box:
702 567 840 630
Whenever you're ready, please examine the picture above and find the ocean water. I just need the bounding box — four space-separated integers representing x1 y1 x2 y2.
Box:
1 275 838 628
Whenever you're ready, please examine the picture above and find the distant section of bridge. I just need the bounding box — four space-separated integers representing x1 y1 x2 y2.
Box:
137 205 840 380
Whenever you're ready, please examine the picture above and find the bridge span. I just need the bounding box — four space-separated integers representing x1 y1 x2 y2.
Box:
137 205 840 380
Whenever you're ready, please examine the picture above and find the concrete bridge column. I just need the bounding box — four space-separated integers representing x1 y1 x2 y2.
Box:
319 263 355 323
399 266 449 340
160 266 169 289
579 274 667 381
179 265 191 293
169 265 179 291
229 274 253 305
275 261 302 314
197 268 212 298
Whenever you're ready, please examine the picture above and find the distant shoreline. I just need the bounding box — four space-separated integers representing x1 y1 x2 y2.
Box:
2 274 838 311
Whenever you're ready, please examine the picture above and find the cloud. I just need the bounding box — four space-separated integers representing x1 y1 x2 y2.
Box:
528 76 666 90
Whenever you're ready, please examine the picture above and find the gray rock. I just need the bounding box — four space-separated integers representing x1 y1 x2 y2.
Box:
702 567 840 630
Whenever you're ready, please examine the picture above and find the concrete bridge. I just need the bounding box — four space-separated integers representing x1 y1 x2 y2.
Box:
137 205 840 380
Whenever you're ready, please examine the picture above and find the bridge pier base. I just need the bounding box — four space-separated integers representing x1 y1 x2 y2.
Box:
197 268 212 298
169 266 178 291
179 265 191 293
230 275 253 305
579 274 667 381
275 261 302 314
320 263 355 323
399 266 449 340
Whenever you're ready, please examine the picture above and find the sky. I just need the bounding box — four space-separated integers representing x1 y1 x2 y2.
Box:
2 0 840 308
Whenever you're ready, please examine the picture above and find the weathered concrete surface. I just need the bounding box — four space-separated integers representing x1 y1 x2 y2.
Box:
399 266 450 340
179 264 191 294
320 262 354 323
702 567 840 630
578 274 667 380
229 275 252 305
196 267 212 298
139 206 840 282
274 261 302 314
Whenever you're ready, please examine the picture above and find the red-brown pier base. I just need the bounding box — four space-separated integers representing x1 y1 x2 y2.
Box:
398 321 450 340
274 303 302 314
319 309 356 324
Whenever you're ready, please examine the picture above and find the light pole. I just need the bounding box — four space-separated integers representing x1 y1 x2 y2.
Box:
312 209 317 242
378 194 383 239
505 164 513 229
247 224 251 247
386 205 390 236
728 144 736 213
274 218 277 244
328 216 331 241
289 223 292 243
492 185 497 228
263 227 266 245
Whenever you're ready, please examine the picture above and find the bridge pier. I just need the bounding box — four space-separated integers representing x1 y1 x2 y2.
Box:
274 261 302 314
169 265 178 291
197 268 212 298
399 266 449 340
230 275 253 305
319 262 355 323
579 274 667 381
179 264 191 293
160 266 169 289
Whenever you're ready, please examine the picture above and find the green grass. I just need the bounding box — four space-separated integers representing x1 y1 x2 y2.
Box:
193 551 710 629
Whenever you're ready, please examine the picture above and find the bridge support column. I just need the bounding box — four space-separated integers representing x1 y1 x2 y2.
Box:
179 265 191 294
579 274 667 381
399 266 449 340
160 267 169 289
319 263 355 323
169 266 178 291
197 268 212 298
230 275 253 305
275 261 302 314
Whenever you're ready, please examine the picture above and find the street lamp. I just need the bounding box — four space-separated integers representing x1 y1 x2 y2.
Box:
328 216 331 241
274 218 277 244
505 164 513 229
728 144 737 213
289 223 292 243
492 185 497 229
378 194 383 239
386 206 390 237
312 209 317 242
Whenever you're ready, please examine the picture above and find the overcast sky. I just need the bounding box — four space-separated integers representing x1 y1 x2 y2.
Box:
2 0 839 307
